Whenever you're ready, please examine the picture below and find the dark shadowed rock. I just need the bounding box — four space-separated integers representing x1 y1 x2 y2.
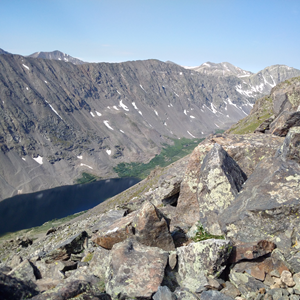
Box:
42 231 88 263
270 111 300 136
219 156 300 248
196 143 247 235
176 239 232 292
0 272 39 300
105 238 168 299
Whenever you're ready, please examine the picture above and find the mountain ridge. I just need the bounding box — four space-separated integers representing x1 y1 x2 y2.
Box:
0 52 300 200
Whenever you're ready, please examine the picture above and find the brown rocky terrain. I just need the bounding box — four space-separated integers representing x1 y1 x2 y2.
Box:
1 78 300 299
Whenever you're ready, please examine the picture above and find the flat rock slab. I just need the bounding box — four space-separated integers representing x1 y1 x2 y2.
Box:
8 259 37 282
219 156 300 245
105 238 168 299
176 239 232 292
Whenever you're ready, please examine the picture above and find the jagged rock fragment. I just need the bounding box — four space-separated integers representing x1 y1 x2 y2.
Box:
153 285 175 300
105 238 168 299
8 259 37 282
281 270 295 287
200 290 235 300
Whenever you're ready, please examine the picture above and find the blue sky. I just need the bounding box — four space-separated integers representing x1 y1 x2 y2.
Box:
1 0 300 73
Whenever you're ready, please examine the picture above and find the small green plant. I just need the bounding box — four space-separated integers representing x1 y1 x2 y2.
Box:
83 252 94 262
75 172 99 184
192 222 224 242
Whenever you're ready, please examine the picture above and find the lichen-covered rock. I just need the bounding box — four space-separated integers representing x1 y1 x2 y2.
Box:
173 133 283 229
176 239 232 292
219 156 300 247
88 246 110 280
173 287 199 300
276 126 300 163
196 143 247 235
105 238 168 299
41 231 88 263
7 259 37 282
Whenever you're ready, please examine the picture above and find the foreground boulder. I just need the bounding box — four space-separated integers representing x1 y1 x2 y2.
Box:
219 156 300 250
173 133 283 229
176 239 232 292
196 143 247 235
105 238 168 299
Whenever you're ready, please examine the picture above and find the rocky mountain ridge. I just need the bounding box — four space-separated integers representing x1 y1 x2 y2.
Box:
1 76 300 299
0 51 300 200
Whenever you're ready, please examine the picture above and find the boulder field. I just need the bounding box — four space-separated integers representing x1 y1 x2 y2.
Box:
2 80 300 299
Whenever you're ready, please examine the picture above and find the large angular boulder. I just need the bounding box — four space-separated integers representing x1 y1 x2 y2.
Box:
196 143 247 235
176 239 232 292
173 133 283 229
219 156 300 248
92 201 175 251
105 238 168 299
132 201 175 251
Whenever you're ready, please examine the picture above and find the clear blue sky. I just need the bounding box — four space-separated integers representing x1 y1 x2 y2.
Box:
1 0 300 73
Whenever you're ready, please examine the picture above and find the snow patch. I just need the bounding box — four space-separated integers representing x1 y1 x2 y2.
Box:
33 156 43 164
140 85 146 92
154 110 158 116
104 120 114 130
184 109 187 115
80 163 93 169
119 100 129 111
138 110 143 115
26 87 29 90
77 155 83 159
215 123 220 128
44 99 63 120
117 90 121 95
90 112 95 117
44 80 47 83
187 131 196 138
106 149 111 155
190 115 195 119
22 157 26 161
174 92 179 97
132 102 138 110
113 106 119 110
22 64 30 70
120 130 125 133
96 111 102 116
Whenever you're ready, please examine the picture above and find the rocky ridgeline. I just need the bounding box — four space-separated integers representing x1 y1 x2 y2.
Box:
1 78 300 299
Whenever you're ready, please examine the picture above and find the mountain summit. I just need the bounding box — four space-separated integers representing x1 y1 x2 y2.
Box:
28 50 85 65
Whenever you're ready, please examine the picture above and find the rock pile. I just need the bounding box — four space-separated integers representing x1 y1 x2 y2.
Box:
2 79 300 299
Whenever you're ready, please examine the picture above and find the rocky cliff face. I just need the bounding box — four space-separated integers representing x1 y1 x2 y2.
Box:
0 52 299 200
2 77 300 299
